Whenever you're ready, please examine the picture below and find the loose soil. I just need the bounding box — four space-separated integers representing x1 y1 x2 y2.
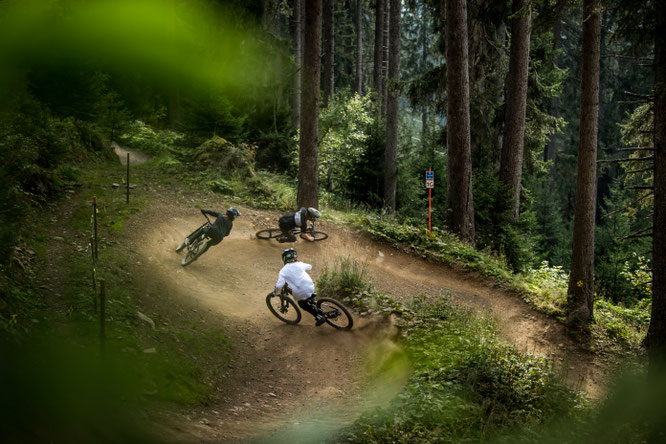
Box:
45 149 609 442
126 199 608 442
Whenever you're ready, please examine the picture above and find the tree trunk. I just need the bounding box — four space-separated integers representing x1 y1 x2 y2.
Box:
500 0 532 219
445 0 475 243
566 0 601 328
384 0 401 212
373 0 385 97
291 0 303 130
382 0 390 116
646 0 666 362
322 0 334 107
355 0 363 95
298 0 322 209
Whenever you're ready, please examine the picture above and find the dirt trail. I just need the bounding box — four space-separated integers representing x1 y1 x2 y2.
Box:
112 141 151 165
126 200 607 442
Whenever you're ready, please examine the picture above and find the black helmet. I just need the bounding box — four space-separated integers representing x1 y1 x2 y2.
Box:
282 248 297 264
307 207 321 219
226 207 241 219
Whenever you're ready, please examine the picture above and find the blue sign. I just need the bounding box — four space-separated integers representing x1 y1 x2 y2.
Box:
426 171 434 179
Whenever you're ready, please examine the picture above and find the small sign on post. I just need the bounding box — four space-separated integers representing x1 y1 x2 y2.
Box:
426 169 434 238
426 170 434 189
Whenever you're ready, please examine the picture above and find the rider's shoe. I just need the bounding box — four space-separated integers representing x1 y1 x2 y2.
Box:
315 315 326 326
278 234 297 243
176 240 187 252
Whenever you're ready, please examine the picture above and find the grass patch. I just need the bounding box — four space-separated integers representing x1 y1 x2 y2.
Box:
339 294 583 443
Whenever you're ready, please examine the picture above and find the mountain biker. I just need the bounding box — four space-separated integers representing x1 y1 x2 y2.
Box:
273 248 325 326
176 207 241 255
278 207 321 242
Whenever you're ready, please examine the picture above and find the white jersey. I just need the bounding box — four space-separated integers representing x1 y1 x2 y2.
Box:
275 261 315 300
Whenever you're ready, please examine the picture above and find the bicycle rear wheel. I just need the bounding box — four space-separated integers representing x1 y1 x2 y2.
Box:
181 239 206 266
317 297 353 330
256 228 283 240
266 293 302 324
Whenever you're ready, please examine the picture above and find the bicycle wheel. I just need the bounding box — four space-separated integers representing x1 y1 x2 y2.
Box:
317 297 353 330
266 293 302 324
181 239 206 266
256 228 283 240
311 230 328 241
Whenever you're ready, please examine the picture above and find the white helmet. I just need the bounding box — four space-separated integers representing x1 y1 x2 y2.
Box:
307 207 321 219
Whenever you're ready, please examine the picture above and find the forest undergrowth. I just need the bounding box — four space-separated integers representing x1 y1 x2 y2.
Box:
0 121 656 442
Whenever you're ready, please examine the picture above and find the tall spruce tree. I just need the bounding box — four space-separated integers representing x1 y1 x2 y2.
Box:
445 0 475 243
384 0 401 212
646 0 666 362
566 0 601 328
298 0 322 208
500 0 532 219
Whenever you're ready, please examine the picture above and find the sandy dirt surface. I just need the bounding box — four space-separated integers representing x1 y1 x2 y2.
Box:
113 141 151 165
125 197 608 442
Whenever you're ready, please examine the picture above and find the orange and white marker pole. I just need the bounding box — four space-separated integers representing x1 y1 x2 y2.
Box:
426 169 434 238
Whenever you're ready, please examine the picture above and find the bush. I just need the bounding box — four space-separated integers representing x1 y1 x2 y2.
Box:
120 120 184 156
340 296 581 443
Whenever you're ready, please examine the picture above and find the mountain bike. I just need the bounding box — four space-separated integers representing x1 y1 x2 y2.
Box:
256 220 328 242
265 286 353 329
176 213 213 266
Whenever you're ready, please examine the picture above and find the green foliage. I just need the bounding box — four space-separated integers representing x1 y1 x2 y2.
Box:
521 261 569 316
595 182 651 304
0 104 112 265
317 256 372 301
318 90 375 199
620 254 652 300
340 296 581 443
474 170 538 271
592 298 650 351
361 215 514 281
120 120 184 156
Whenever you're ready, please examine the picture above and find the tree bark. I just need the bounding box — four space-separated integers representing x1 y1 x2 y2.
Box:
500 0 532 219
646 0 666 362
384 0 401 212
382 0 390 116
566 0 601 327
322 0 335 107
298 0 322 209
373 0 385 97
291 0 303 130
445 0 475 243
355 0 363 95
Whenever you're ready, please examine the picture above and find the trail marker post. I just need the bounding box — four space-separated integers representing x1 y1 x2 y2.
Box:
93 196 98 260
426 169 434 238
126 153 130 204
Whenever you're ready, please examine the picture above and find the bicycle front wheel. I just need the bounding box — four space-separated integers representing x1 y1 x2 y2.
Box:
311 230 328 241
181 240 205 266
266 293 302 324
256 228 282 240
317 297 353 330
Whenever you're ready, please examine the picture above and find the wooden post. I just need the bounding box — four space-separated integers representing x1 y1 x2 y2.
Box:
91 237 97 313
126 152 130 204
100 278 106 353
93 196 98 260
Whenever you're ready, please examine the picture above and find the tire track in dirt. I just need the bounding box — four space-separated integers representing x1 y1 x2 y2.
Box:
129 203 607 442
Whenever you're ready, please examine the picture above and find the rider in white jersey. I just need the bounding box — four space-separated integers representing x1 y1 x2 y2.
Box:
273 248 325 326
